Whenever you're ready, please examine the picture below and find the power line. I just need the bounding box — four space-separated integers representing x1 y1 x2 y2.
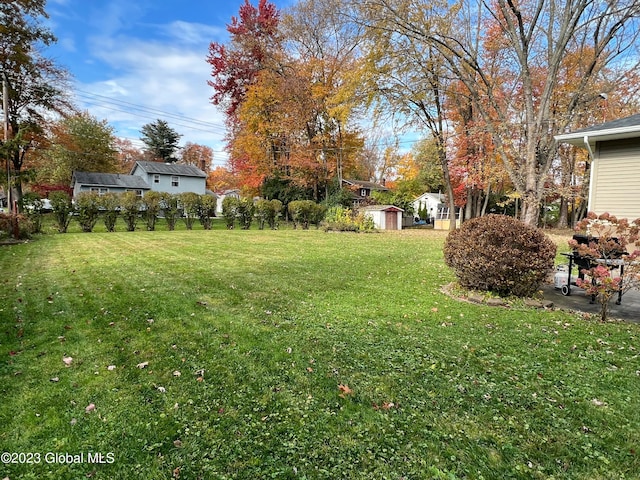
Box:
73 90 228 134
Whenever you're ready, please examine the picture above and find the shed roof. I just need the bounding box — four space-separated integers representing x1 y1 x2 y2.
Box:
132 161 207 178
555 113 640 146
72 172 151 189
360 204 404 212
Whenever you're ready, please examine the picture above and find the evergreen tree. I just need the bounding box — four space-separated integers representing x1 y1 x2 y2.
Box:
140 119 181 163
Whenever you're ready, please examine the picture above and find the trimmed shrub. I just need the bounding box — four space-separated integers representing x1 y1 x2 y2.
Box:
120 191 141 232
255 199 282 230
19 192 44 233
180 192 201 230
198 194 217 230
237 198 254 230
49 191 74 233
222 196 239 229
288 200 319 229
99 193 120 232
141 191 162 231
75 191 101 232
160 193 181 231
444 214 556 297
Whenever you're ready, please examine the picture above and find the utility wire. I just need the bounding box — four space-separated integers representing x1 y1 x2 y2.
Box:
74 90 227 134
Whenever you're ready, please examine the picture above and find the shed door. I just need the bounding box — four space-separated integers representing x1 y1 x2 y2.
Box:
385 211 398 230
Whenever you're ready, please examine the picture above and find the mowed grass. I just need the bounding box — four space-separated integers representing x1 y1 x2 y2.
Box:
1 226 639 479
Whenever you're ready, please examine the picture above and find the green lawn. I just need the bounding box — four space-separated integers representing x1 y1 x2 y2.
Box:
1 226 638 479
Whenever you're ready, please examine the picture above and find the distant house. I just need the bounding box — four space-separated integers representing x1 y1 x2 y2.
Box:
130 161 207 195
361 205 404 230
215 189 241 215
71 172 151 198
342 179 389 205
555 113 640 220
412 192 445 221
71 161 208 199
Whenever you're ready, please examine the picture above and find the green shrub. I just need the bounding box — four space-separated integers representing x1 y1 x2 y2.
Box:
99 193 120 232
75 191 101 232
222 196 240 229
120 191 141 232
180 192 201 230
323 206 376 232
18 192 44 233
288 200 321 229
237 198 255 230
256 199 283 230
49 191 74 233
198 194 217 230
141 191 162 231
160 193 181 231
443 214 556 297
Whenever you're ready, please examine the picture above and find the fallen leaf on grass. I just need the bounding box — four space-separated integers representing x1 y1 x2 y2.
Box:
173 370 181 377
338 384 353 398
85 403 95 413
136 361 149 369
63 356 73 366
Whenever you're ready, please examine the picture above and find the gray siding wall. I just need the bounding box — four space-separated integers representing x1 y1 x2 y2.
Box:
74 185 130 196
591 138 640 220
132 170 206 195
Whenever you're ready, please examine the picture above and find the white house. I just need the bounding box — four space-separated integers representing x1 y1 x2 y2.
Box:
555 113 640 220
412 192 445 221
361 205 404 230
215 189 241 215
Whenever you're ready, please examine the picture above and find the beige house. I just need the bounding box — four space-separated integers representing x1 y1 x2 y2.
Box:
555 113 640 220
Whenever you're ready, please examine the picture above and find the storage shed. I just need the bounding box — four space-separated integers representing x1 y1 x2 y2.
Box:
555 113 640 220
361 205 404 230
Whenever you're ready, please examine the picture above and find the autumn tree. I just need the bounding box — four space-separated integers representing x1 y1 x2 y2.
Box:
1 0 73 208
114 137 143 173
140 119 181 163
207 0 281 125
355 0 640 226
351 0 460 229
35 112 119 185
208 0 367 199
180 142 213 172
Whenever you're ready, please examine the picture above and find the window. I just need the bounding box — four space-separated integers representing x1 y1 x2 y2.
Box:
171 176 179 187
126 189 143 198
153 174 160 184
90 187 108 196
360 188 368 197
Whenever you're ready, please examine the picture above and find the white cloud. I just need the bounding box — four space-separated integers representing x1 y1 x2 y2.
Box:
78 28 229 166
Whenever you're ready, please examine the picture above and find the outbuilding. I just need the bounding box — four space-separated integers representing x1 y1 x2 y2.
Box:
360 205 404 230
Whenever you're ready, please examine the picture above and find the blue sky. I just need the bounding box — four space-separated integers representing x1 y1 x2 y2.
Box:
44 0 293 166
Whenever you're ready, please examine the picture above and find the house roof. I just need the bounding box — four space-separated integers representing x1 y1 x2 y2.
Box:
342 179 389 191
414 192 445 202
131 161 207 178
72 172 151 189
555 113 640 147
360 204 404 212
